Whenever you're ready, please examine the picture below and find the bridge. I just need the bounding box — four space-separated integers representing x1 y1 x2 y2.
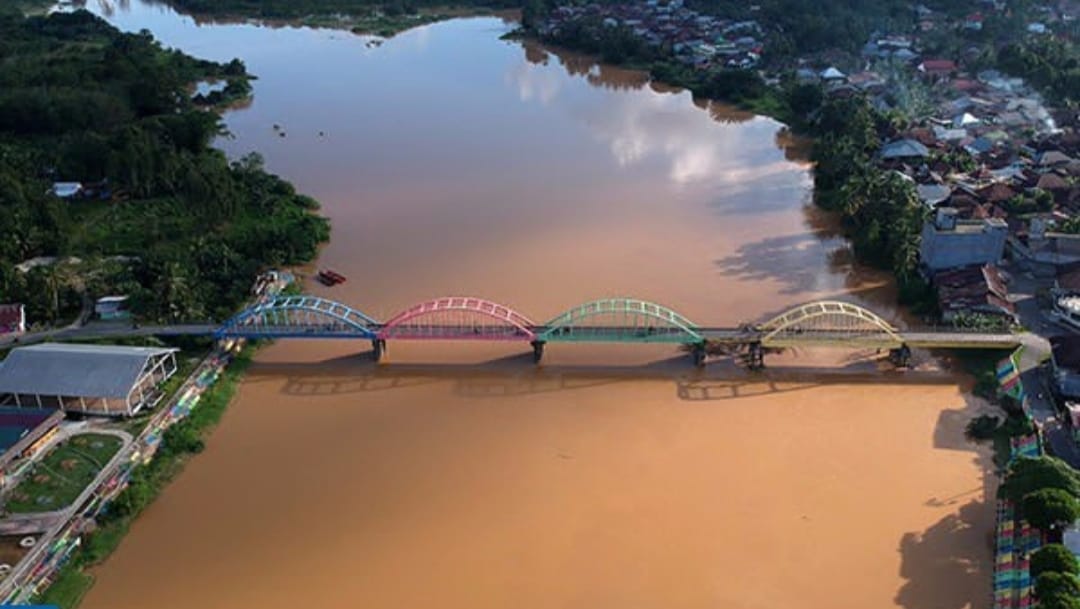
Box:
210 296 1021 367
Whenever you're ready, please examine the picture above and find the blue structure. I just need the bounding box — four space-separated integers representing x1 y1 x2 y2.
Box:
215 295 379 340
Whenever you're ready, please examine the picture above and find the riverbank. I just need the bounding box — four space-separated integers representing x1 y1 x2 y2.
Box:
166 0 515 37
34 345 254 608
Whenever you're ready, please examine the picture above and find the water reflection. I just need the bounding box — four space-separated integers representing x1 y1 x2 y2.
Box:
509 44 790 186
510 42 811 188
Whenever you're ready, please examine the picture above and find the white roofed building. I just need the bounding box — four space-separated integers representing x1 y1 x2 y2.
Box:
0 343 178 417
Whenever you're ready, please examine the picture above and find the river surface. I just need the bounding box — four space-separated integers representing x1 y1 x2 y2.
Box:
77 2 995 608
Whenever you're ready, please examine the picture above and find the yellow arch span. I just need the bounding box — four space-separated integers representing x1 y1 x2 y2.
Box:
757 301 902 345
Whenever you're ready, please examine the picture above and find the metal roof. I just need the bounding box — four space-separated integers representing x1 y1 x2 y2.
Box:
0 343 177 399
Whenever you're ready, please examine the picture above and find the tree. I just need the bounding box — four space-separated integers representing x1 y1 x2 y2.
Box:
1022 488 1080 533
1000 457 1080 503
1032 544 1080 578
1039 594 1080 609
1036 572 1080 602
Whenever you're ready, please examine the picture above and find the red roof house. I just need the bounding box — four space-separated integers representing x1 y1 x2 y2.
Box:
920 59 958 76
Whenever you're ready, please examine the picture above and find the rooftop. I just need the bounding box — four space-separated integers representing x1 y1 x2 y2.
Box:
1052 335 1080 370
881 139 929 159
0 343 177 400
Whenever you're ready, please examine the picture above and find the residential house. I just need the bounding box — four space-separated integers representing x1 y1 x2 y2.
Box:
919 59 957 78
920 208 1008 271
1038 150 1075 169
1012 218 1080 270
880 139 930 161
934 264 1015 323
820 67 846 82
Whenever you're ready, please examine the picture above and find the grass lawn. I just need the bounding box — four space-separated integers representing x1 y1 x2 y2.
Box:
5 434 123 514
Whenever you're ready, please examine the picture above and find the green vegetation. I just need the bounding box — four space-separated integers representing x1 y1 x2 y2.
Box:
965 414 1001 442
686 0 910 58
34 347 254 608
5 434 123 514
806 96 927 287
997 38 1079 107
172 0 517 17
1037 572 1080 604
1032 544 1080 579
1040 595 1080 609
169 0 514 36
957 350 1012 401
36 567 94 609
0 10 328 326
966 408 1033 469
1021 488 1080 534
1001 457 1080 505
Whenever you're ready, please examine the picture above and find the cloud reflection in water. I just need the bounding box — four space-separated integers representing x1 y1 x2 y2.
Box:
508 44 810 192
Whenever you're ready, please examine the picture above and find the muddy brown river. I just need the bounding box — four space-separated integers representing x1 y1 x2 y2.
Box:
79 3 994 608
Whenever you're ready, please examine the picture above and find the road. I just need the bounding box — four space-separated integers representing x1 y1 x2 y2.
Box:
1 322 217 348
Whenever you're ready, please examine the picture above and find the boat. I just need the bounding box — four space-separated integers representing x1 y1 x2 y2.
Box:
317 269 347 286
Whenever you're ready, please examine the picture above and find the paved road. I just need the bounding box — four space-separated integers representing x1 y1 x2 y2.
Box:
1 322 217 348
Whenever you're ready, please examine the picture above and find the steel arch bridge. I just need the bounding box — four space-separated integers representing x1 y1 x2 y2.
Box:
539 298 703 343
207 294 1018 366
215 295 379 340
755 300 904 348
377 297 537 341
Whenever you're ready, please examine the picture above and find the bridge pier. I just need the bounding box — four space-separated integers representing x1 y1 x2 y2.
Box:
691 342 706 367
888 343 912 368
746 341 765 371
371 338 387 362
531 340 546 364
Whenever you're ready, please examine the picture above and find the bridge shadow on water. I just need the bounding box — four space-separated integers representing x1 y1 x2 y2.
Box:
244 351 966 402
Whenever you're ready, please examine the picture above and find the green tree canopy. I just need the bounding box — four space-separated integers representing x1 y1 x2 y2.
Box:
1036 572 1080 602
1039 594 1080 609
1032 544 1080 579
1001 457 1080 504
1022 488 1080 533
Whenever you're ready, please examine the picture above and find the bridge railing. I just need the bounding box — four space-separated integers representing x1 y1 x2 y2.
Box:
898 324 1019 335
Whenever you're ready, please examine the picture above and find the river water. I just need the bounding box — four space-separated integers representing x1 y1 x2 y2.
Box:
77 2 995 608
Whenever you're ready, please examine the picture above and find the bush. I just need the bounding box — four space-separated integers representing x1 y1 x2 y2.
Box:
965 414 1000 441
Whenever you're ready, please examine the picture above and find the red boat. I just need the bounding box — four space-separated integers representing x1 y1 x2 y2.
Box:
317 269 347 286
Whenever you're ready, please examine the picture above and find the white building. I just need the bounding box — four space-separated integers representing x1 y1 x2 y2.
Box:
0 343 179 417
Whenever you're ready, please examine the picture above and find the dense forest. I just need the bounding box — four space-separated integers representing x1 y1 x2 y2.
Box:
0 9 329 325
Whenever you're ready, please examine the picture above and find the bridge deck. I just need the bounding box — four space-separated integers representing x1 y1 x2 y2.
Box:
207 323 1020 349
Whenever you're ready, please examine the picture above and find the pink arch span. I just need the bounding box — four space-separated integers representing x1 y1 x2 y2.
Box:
377 297 537 341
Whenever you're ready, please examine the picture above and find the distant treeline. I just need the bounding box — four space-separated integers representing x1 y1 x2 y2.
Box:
171 0 520 18
0 9 329 324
